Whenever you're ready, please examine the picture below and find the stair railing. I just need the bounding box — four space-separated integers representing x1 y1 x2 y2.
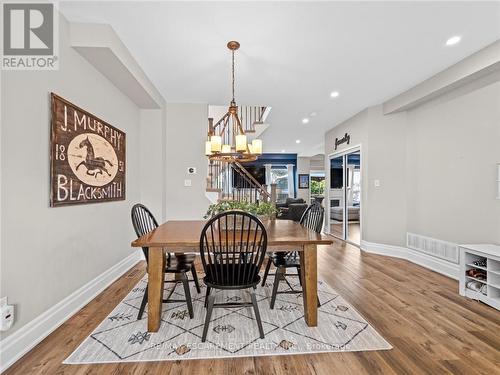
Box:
239 106 267 132
232 161 271 202
207 160 275 204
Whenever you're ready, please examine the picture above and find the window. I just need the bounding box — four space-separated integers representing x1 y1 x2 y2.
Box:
270 167 289 203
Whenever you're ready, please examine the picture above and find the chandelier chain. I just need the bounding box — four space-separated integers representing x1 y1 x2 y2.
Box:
231 50 235 102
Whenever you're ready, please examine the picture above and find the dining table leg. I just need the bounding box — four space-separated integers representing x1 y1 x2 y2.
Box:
147 246 165 332
300 244 318 326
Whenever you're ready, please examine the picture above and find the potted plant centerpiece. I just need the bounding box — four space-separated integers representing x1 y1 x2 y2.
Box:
204 201 279 227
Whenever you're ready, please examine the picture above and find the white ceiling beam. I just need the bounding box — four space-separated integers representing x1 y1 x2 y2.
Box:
69 22 165 109
383 40 500 114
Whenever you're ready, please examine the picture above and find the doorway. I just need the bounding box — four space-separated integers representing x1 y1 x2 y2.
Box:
328 148 361 246
310 171 326 205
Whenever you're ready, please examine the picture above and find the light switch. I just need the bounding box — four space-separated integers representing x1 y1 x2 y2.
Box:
184 179 192 187
374 179 381 187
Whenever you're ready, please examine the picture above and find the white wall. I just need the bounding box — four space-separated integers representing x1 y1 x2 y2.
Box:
325 72 500 247
406 78 500 244
139 109 166 221
310 155 325 171
364 106 408 245
0 15 141 339
165 103 210 220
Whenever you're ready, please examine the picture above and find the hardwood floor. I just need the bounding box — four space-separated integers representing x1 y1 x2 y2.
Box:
5 238 500 374
330 222 360 245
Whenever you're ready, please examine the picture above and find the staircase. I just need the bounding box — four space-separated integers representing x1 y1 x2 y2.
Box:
206 160 273 203
206 105 274 204
238 105 271 137
208 105 271 140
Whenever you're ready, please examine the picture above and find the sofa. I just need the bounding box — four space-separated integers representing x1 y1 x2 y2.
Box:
277 198 308 222
330 205 360 221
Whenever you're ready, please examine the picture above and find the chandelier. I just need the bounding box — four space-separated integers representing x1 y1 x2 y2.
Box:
205 41 263 163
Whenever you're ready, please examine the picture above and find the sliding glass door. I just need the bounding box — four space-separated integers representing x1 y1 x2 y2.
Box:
329 155 345 238
346 152 361 244
328 149 361 246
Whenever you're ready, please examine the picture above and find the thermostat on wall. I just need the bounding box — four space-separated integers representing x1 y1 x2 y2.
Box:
187 167 197 174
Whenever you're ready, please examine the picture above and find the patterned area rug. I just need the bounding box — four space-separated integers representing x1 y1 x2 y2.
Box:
65 274 391 364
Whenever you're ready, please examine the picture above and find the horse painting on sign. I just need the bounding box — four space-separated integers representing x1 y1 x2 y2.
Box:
76 136 114 177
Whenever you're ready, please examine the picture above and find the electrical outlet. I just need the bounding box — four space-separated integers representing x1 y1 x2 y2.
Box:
0 304 14 331
184 179 192 187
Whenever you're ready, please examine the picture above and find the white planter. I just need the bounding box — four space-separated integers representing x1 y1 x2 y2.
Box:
257 214 270 222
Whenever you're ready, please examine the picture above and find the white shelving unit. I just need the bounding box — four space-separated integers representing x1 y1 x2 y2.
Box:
459 244 500 310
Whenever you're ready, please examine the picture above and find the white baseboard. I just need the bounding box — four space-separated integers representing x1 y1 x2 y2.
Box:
360 240 459 280
0 250 142 373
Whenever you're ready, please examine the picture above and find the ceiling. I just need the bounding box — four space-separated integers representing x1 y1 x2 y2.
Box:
60 1 500 156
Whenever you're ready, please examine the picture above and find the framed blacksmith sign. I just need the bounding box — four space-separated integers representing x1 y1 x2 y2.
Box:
50 93 126 206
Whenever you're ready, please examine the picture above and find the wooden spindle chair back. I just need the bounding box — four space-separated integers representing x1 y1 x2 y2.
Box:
200 210 268 288
131 204 167 263
300 201 325 233
281 202 324 262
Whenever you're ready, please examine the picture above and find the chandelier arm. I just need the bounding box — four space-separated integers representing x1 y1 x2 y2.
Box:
232 113 236 146
209 154 257 163
213 112 230 130
219 114 230 144
234 112 245 135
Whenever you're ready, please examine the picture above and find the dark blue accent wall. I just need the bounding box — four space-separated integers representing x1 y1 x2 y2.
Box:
244 153 297 167
244 153 298 197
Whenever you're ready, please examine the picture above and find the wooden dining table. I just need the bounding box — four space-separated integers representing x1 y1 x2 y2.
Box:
131 219 333 332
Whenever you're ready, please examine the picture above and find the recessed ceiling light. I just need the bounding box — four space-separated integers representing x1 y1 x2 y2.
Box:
295 139 301 144
446 35 461 46
330 91 339 98
302 118 309 124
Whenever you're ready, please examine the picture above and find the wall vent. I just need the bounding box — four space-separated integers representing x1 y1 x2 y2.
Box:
407 233 459 264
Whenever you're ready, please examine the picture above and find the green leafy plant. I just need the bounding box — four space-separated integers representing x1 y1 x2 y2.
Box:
310 179 325 195
250 201 280 216
204 201 279 219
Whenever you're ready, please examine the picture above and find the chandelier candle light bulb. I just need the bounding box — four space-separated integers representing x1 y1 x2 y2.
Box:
252 139 262 154
236 134 247 152
205 141 212 156
221 144 232 154
210 135 222 153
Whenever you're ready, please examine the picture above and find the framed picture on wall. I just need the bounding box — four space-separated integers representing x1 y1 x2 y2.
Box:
298 174 309 189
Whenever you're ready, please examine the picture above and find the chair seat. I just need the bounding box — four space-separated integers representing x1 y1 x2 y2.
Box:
203 264 261 288
172 253 196 264
165 257 192 273
270 252 301 268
